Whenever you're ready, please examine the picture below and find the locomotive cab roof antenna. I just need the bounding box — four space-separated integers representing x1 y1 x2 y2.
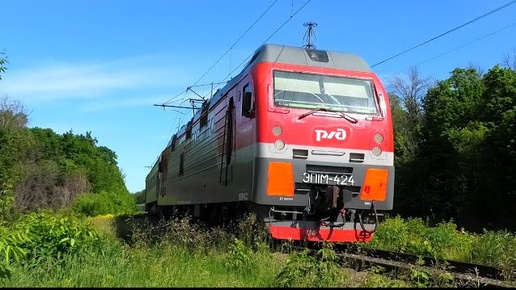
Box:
303 21 317 49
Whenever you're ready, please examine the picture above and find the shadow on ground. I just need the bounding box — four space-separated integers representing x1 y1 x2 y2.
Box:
111 212 165 245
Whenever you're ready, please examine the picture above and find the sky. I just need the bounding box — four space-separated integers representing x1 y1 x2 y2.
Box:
1 0 515 193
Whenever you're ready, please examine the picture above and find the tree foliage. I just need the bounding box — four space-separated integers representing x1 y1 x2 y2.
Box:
0 96 28 130
133 190 145 204
387 67 431 217
388 67 430 165
0 96 134 217
0 50 7 80
502 48 516 72
0 50 133 218
0 97 33 218
392 63 516 231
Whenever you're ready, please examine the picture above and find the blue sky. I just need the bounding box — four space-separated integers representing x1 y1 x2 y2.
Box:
1 0 515 193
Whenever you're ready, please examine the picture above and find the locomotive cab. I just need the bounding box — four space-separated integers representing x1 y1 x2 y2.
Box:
247 45 395 242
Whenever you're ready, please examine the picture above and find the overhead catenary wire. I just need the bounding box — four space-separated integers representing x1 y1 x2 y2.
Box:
386 20 516 79
191 0 280 87
167 0 312 108
149 1 514 169
161 1 513 106
214 0 313 91
371 0 516 68
162 0 280 106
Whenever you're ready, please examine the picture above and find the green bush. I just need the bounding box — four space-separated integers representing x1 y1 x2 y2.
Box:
470 230 516 269
426 221 475 261
367 215 516 270
72 191 136 217
369 216 475 259
272 245 345 287
225 238 254 271
368 215 419 253
0 183 14 220
0 226 29 279
15 210 100 259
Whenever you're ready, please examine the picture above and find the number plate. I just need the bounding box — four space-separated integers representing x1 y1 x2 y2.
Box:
302 172 355 185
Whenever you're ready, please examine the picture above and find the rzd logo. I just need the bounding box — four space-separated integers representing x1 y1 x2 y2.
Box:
315 128 347 142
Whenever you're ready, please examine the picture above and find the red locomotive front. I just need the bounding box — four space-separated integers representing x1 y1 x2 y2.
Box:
246 45 394 242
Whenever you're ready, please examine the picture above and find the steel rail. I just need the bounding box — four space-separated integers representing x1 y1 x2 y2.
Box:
285 242 515 288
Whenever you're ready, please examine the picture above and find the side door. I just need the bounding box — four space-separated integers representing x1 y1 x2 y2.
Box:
233 75 256 199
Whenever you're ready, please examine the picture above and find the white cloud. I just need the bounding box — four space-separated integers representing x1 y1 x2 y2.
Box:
0 54 194 104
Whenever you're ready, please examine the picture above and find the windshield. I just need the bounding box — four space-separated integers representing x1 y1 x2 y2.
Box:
273 70 378 114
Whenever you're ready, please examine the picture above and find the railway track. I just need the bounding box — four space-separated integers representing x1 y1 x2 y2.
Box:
287 242 515 288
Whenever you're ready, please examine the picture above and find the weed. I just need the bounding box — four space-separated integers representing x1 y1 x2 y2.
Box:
361 272 409 288
272 243 345 288
409 268 430 287
470 230 516 271
72 190 136 217
15 210 100 259
368 215 516 271
225 238 253 270
0 226 29 279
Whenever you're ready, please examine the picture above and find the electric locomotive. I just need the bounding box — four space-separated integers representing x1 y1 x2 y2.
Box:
145 43 394 243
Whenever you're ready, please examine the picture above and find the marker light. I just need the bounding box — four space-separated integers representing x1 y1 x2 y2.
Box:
372 146 382 156
272 125 283 136
373 133 384 144
274 139 285 150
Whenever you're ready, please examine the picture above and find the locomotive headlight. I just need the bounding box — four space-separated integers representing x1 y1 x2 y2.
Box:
372 146 382 156
272 125 283 136
373 133 384 144
274 139 285 150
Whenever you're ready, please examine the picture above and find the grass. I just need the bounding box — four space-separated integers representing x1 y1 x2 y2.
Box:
0 214 285 287
2 243 284 287
366 215 516 278
1 211 515 287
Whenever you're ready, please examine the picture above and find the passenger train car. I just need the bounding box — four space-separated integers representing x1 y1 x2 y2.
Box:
144 43 394 242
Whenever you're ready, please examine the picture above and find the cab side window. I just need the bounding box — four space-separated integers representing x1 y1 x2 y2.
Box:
242 83 255 118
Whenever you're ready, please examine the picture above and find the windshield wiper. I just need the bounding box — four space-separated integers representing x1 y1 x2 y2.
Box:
298 107 329 120
298 107 358 124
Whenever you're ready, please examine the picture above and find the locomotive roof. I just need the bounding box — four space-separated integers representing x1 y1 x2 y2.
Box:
171 44 373 143
248 43 372 73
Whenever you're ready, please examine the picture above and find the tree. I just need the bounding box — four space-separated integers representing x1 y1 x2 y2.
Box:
0 50 7 80
133 190 145 204
0 95 31 218
472 66 516 230
501 48 516 72
398 64 516 231
388 66 431 163
423 67 484 138
0 96 29 130
480 65 516 125
419 67 485 222
387 67 431 217
389 67 430 127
